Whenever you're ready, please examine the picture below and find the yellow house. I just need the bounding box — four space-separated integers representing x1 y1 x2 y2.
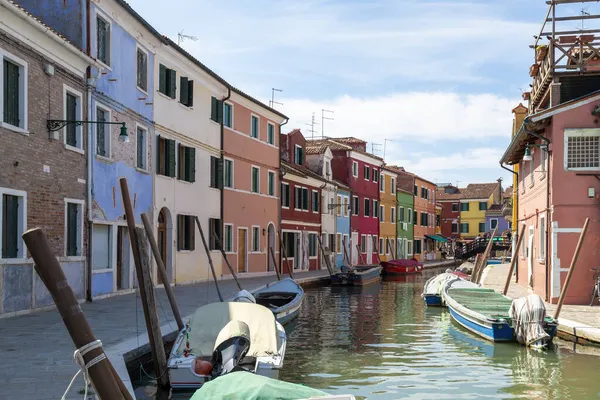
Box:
379 166 399 261
459 183 501 240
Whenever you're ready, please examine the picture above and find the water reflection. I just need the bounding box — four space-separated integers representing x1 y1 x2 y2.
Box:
280 275 600 399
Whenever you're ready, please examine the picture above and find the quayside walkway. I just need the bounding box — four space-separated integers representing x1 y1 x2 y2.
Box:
0 270 327 400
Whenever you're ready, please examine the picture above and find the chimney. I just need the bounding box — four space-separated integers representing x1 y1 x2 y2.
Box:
496 178 503 204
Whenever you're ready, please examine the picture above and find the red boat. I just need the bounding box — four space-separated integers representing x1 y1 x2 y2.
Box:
380 258 424 275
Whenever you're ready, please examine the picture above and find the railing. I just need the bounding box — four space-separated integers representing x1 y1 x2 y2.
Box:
455 237 511 259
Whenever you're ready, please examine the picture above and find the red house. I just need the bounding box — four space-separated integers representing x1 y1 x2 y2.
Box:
436 185 462 239
280 130 325 271
308 137 383 264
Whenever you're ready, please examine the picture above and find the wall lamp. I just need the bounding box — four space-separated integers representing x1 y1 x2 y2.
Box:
522 143 548 162
47 119 129 142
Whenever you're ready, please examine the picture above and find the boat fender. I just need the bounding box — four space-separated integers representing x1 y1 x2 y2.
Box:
192 358 214 376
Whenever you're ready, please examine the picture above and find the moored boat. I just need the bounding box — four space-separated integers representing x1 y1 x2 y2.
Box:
168 302 286 390
443 282 558 347
422 272 478 307
331 265 382 286
249 278 304 325
381 258 423 275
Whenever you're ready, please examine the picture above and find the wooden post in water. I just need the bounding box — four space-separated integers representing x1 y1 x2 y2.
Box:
386 237 396 260
502 224 526 296
194 216 223 302
342 236 350 265
119 178 169 388
372 236 382 264
356 244 366 265
554 218 589 320
278 231 294 279
22 228 133 400
269 247 282 280
317 235 334 276
474 227 497 284
141 213 184 331
211 231 242 290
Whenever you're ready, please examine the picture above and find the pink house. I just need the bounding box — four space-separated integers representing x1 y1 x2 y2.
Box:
500 94 600 305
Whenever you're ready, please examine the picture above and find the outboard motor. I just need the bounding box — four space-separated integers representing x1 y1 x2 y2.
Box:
233 289 256 303
211 320 251 377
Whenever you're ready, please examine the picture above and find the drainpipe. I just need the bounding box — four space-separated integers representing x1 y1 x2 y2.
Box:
220 88 231 273
526 130 552 301
278 117 289 272
85 0 93 302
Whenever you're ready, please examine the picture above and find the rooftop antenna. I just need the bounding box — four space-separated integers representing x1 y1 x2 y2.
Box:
177 30 198 46
576 8 590 31
270 88 283 109
383 139 395 161
456 180 461 188
321 109 334 138
305 112 320 140
371 142 382 156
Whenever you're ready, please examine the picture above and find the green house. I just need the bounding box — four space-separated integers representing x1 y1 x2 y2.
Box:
396 189 415 258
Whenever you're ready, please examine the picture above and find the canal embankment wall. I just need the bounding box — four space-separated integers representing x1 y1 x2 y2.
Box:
480 263 600 347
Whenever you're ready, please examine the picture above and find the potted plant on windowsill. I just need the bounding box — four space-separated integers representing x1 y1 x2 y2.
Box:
536 45 548 62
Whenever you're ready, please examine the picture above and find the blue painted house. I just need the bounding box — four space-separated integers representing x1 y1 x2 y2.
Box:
335 185 352 267
15 0 161 298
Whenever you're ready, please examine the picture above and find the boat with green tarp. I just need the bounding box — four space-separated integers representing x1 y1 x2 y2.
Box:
443 278 558 348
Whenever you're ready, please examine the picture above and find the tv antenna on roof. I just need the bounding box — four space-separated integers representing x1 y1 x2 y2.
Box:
306 112 320 140
177 30 198 46
270 88 283 109
576 8 590 31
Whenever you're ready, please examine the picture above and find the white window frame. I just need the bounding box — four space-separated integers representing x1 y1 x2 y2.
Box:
352 161 358 177
251 165 260 194
91 223 112 272
343 234 349 254
94 102 112 159
0 51 29 133
352 195 359 216
364 165 370 181
451 222 459 234
325 160 331 178
0 187 27 260
380 205 384 222
379 238 384 255
391 177 396 194
373 169 379 183
407 240 413 256
224 157 234 189
224 223 234 253
267 122 275 145
250 114 260 139
360 234 366 253
407 208 412 224
294 186 302 211
364 198 370 217
135 123 149 171
294 144 303 165
223 101 234 129
336 195 342 216
64 198 85 258
308 233 318 258
312 190 319 213
135 44 149 95
95 9 112 69
490 218 498 231
539 215 546 261
343 196 349 217
379 176 384 192
336 233 342 254
267 170 276 196
62 84 83 153
281 182 290 209
564 128 600 171
251 225 260 253
391 207 396 223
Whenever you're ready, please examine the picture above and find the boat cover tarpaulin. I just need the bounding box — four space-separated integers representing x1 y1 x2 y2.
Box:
509 294 550 346
190 371 329 399
176 302 280 357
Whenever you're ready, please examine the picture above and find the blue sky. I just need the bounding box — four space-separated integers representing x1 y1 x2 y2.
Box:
125 0 595 187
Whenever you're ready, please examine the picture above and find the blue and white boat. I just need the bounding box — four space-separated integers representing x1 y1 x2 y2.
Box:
443 280 558 348
251 278 304 325
422 272 478 307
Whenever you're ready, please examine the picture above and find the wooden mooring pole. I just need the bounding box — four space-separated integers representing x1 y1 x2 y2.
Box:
211 231 243 290
502 224 526 296
22 228 133 400
119 178 169 388
342 236 350 266
141 213 184 331
269 246 282 281
194 216 224 302
554 218 590 320
278 231 295 279
317 235 334 276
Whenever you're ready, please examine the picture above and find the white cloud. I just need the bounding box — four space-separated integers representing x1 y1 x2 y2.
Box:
279 92 521 142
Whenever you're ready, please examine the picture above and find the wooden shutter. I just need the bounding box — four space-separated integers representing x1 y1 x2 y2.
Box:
211 97 219 122
177 215 183 250
168 139 176 177
3 60 20 127
168 69 177 99
177 143 182 180
66 94 77 146
1 194 18 258
187 80 194 107
67 203 78 256
189 217 196 251
209 156 216 188
188 147 196 183
159 64 167 94
179 76 188 105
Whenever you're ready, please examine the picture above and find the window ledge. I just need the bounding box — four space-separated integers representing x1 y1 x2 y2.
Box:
97 60 112 72
0 122 30 135
536 258 546 264
137 86 149 97
62 256 86 262
208 119 221 127
178 250 193 253
0 257 31 265
135 167 151 175
65 144 85 155
156 91 175 101
178 102 193 111
224 251 236 255
92 268 113 274
95 154 113 164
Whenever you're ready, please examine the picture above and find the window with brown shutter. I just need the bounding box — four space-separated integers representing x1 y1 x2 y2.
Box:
177 215 195 251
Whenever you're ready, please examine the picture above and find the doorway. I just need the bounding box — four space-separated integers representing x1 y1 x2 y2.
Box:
267 224 275 271
238 228 247 273
116 226 131 291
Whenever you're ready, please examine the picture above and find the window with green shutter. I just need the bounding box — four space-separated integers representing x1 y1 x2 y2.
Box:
3 59 20 127
251 167 260 193
158 64 177 98
157 136 176 177
302 188 309 210
479 201 487 211
210 156 223 188
224 159 233 188
136 127 147 170
2 194 21 259
267 123 275 145
479 222 486 233
179 76 194 107
96 16 110 66
460 223 469 233
66 202 80 256
209 218 222 251
223 102 232 128
66 93 78 147
136 48 148 92
177 215 195 251
178 144 196 183
460 202 469 211
251 115 259 138
96 106 110 157
211 97 223 123
312 190 319 212
268 171 275 196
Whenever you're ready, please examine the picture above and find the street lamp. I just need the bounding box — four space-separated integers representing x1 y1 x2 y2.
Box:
522 144 532 162
522 143 547 162
46 119 129 142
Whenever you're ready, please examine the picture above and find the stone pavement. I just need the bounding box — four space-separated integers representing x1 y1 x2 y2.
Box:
0 270 328 400
480 263 600 345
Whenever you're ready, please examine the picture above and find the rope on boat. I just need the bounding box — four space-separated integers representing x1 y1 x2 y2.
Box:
61 339 105 400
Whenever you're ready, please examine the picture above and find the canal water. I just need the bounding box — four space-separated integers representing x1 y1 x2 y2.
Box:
135 270 600 399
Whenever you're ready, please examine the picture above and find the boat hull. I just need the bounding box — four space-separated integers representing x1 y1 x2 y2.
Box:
252 278 304 325
448 305 514 342
331 266 382 286
381 259 423 275
423 294 443 306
